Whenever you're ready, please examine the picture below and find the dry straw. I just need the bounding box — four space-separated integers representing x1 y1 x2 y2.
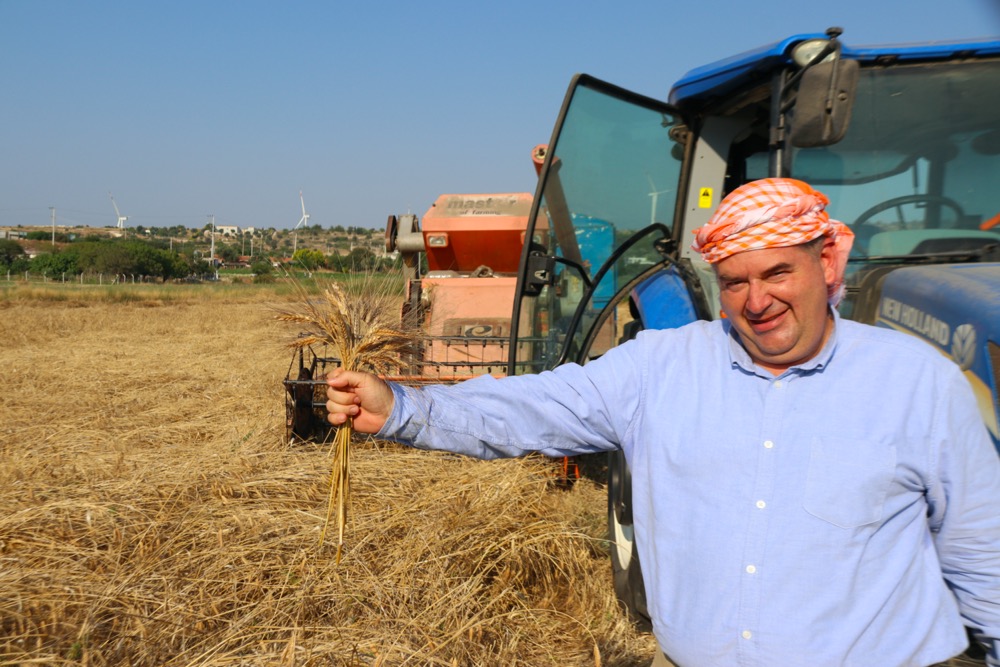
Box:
275 272 421 562
0 296 657 664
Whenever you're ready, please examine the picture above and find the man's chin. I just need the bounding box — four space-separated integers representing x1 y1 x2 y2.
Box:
745 337 798 367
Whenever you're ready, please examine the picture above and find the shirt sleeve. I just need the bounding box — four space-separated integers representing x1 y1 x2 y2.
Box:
374 337 649 460
926 369 1000 664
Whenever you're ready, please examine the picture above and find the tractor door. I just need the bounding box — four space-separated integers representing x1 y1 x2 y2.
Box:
508 75 695 627
508 74 690 375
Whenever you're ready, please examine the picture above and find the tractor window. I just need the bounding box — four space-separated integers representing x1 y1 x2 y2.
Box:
511 76 686 373
789 59 1000 243
786 58 1000 315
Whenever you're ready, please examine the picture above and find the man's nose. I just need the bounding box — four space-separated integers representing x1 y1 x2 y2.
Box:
745 280 772 315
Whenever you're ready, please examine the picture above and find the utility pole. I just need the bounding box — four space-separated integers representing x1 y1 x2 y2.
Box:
49 207 56 246
208 214 217 279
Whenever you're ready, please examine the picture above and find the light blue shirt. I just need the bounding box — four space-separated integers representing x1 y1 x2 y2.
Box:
379 313 1000 667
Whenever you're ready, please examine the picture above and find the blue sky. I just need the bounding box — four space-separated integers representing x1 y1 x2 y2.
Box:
2 0 999 233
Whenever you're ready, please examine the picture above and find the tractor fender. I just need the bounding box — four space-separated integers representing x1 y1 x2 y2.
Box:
872 263 1000 451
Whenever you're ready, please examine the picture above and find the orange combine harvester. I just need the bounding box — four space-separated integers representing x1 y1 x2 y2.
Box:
386 190 534 382
284 147 557 451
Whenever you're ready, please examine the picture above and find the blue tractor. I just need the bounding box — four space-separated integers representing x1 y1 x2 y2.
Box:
507 28 1000 661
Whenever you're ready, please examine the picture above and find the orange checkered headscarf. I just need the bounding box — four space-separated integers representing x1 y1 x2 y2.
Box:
691 178 854 305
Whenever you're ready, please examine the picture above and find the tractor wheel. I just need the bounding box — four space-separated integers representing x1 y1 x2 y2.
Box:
608 449 651 631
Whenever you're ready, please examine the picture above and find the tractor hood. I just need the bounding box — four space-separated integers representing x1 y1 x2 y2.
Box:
874 263 1000 448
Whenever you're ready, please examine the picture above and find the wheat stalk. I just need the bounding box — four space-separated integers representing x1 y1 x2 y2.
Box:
276 272 421 562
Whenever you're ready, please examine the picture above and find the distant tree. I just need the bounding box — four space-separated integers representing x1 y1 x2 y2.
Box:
345 247 376 272
0 239 25 268
26 230 70 243
30 250 79 276
250 259 272 275
217 243 240 263
8 256 30 274
64 239 187 279
325 253 344 272
251 257 275 283
146 238 171 251
292 248 326 270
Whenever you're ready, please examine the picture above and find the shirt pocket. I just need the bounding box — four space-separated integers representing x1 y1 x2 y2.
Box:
803 437 897 529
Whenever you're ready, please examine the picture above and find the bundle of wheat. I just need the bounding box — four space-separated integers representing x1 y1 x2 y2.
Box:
275 274 421 562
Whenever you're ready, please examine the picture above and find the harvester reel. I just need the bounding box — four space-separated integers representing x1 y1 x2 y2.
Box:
285 355 320 444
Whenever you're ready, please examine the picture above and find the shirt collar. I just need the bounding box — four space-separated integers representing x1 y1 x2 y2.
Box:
724 307 841 377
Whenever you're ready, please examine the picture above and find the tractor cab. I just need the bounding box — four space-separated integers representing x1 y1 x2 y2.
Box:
511 30 1000 376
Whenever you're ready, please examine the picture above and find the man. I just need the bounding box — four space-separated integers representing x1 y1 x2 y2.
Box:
326 178 1000 666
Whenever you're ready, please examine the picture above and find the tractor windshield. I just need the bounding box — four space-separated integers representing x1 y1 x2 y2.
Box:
781 58 1000 314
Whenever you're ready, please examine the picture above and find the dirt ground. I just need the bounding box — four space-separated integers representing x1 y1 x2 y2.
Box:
0 288 658 666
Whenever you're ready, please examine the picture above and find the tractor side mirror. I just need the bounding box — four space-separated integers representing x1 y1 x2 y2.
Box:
790 59 859 148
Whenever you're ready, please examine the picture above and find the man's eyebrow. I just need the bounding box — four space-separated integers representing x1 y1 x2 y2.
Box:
761 261 795 277
717 261 796 283
716 270 742 283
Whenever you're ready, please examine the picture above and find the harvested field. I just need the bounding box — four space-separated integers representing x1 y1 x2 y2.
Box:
0 285 657 666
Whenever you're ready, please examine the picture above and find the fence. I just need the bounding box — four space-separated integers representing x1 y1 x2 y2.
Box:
1 270 240 285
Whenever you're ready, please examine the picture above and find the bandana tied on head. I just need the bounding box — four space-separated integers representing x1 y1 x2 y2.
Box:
691 178 855 306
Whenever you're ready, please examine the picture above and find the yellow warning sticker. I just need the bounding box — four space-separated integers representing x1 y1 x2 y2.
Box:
698 187 713 209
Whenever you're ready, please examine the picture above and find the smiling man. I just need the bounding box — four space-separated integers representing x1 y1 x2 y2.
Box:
693 178 853 374
715 242 834 372
327 179 1000 667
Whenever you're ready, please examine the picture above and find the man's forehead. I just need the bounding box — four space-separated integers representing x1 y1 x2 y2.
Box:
713 245 814 277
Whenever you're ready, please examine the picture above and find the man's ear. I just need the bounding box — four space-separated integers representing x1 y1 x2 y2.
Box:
820 238 838 286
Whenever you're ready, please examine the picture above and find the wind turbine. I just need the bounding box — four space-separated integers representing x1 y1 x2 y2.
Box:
646 175 672 227
109 192 128 229
292 189 310 256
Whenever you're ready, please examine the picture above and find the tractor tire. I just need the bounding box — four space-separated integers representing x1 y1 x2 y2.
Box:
608 448 651 631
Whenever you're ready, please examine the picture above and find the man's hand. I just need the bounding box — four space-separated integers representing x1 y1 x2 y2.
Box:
325 368 394 434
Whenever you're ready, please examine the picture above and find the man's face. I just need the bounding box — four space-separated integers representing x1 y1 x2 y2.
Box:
714 242 836 374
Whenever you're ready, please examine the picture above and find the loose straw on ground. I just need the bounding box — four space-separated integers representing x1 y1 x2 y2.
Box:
1 296 658 665
275 273 420 562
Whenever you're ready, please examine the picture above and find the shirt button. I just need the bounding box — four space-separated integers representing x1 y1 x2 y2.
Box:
773 380 783 389
763 440 774 449
746 564 757 574
755 500 766 509
742 630 753 640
